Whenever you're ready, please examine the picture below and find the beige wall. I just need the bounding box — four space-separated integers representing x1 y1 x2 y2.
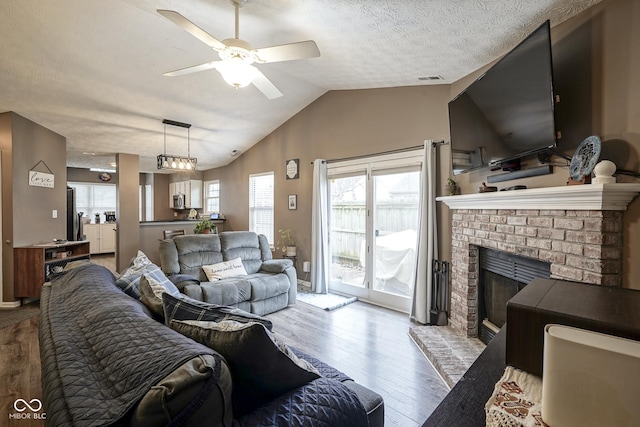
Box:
115 153 140 272
200 0 640 288
450 0 640 288
67 167 119 184
0 112 67 302
204 85 452 275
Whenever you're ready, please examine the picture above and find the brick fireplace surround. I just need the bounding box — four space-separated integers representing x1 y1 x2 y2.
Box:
437 183 640 337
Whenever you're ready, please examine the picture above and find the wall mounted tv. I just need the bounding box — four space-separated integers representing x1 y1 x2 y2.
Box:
449 20 557 175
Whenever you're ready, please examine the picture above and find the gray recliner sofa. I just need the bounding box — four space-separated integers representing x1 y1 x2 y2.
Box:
159 231 296 315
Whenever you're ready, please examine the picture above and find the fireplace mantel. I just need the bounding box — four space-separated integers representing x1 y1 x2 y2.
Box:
437 183 640 211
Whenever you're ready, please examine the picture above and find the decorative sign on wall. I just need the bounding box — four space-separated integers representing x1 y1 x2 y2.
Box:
286 158 299 180
29 160 55 188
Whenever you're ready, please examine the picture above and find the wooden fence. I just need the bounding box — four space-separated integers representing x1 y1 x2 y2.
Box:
330 201 418 266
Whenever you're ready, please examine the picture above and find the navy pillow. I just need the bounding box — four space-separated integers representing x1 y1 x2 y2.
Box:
170 319 319 416
162 292 273 331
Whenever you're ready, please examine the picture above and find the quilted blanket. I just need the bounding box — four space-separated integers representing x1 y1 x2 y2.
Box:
234 348 369 427
39 263 220 426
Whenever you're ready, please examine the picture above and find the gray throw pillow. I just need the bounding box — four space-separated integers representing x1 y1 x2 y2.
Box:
170 319 320 416
139 271 180 317
115 251 161 299
162 292 273 331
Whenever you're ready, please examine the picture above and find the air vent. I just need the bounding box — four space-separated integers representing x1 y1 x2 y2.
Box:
418 75 443 81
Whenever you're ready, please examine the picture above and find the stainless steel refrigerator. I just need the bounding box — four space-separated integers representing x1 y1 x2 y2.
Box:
67 187 84 241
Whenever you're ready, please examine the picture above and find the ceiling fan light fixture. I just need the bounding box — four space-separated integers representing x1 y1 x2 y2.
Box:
217 58 259 88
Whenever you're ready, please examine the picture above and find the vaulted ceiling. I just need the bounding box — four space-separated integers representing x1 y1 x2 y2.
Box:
0 0 601 173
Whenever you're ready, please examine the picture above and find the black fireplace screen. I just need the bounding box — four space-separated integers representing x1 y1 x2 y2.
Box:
478 248 551 343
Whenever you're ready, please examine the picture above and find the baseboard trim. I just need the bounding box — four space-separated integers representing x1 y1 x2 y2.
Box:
0 300 21 309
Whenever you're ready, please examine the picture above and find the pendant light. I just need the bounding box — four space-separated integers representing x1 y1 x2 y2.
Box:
157 119 197 171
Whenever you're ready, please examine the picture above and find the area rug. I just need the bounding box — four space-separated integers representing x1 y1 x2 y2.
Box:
0 302 40 329
297 289 357 311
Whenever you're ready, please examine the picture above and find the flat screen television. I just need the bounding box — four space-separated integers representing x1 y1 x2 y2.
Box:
449 20 557 175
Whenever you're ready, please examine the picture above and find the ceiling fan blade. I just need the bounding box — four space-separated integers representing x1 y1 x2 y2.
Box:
164 61 221 77
254 40 320 63
157 9 227 51
251 70 283 99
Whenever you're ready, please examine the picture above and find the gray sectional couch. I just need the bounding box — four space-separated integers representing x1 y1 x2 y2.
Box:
39 262 384 426
159 231 296 315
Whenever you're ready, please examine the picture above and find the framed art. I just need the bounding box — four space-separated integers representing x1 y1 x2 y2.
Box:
288 194 297 210
286 159 299 180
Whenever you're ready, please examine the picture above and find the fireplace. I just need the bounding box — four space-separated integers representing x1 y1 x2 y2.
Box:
437 184 640 337
478 248 550 344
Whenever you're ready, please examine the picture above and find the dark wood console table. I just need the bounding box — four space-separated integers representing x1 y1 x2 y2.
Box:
14 240 90 297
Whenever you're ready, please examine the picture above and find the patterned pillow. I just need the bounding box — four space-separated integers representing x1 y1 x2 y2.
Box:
202 257 247 281
114 251 163 299
139 271 180 317
162 292 273 331
170 319 320 416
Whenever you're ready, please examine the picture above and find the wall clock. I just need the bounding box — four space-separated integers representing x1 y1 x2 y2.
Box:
98 172 112 182
286 159 299 180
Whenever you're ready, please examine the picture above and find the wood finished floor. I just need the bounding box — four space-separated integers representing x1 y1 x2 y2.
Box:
0 296 449 427
0 316 42 427
267 301 450 427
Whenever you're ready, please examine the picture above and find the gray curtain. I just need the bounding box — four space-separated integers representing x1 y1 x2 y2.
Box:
410 140 438 324
311 159 329 294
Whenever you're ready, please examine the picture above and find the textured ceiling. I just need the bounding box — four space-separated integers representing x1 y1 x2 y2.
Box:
0 0 601 173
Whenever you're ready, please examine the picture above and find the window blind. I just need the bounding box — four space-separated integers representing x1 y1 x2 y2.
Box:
249 172 274 243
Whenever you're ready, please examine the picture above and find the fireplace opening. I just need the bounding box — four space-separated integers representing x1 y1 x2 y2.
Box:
478 248 551 344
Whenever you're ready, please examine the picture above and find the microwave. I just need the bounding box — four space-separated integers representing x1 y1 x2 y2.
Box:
172 194 185 209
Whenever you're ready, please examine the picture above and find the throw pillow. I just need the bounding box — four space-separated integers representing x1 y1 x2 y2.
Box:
170 319 320 415
139 271 180 317
162 292 273 331
202 257 247 281
115 251 161 299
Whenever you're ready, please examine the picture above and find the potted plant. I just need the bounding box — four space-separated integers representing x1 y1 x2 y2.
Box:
276 228 296 257
446 177 459 196
194 218 216 234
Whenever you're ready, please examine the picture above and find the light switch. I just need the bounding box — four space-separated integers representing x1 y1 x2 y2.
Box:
52 209 58 218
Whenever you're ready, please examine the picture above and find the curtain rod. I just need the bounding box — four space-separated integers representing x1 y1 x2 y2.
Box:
311 140 446 164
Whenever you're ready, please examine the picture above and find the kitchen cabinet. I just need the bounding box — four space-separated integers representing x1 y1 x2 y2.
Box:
169 179 202 209
14 241 91 297
84 223 116 254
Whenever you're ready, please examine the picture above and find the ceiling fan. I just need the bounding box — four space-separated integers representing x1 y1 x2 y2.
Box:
158 0 320 99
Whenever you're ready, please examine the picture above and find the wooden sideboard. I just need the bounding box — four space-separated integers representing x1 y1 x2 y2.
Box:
14 241 90 298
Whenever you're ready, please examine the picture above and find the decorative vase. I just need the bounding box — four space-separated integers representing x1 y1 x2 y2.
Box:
286 246 296 257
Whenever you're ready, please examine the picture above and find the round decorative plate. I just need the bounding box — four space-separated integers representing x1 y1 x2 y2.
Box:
570 135 601 181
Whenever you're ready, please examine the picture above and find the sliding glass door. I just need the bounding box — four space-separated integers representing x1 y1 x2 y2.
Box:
329 161 420 312
329 173 367 293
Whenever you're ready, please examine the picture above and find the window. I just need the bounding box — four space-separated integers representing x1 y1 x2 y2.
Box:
68 182 117 221
204 180 220 214
249 172 274 243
